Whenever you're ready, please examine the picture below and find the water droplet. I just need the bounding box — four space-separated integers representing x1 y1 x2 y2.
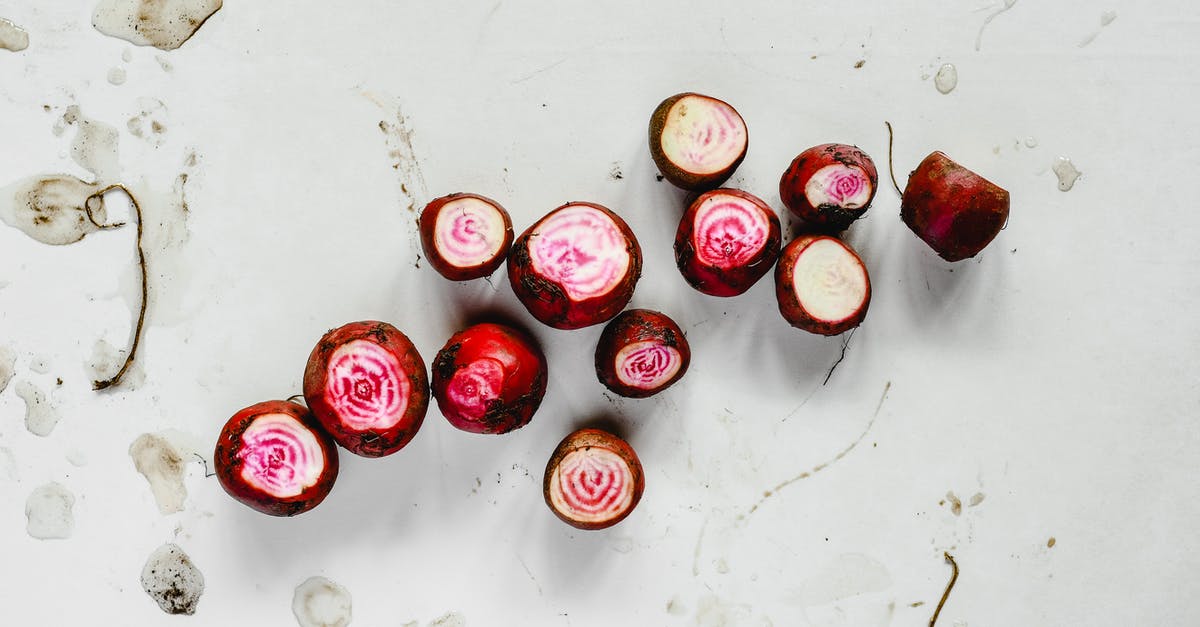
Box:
934 64 958 94
1052 157 1081 191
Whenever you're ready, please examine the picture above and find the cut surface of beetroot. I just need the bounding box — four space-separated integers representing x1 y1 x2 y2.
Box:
775 235 871 336
420 193 513 280
303 321 428 457
432 322 547 434
508 202 642 330
214 400 339 517
649 93 748 191
675 188 781 297
595 309 690 398
543 428 644 530
780 144 878 231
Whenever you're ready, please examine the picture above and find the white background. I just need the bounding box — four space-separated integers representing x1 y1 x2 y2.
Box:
1 1 1198 625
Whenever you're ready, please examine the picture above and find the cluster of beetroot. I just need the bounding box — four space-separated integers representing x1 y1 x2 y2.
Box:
214 91 1009 530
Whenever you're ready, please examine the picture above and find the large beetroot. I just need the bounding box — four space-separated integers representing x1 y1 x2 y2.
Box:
780 143 878 231
431 322 547 434
303 321 429 457
214 400 339 517
674 188 781 297
543 428 645 530
900 151 1010 261
507 202 642 330
775 235 871 336
649 92 748 191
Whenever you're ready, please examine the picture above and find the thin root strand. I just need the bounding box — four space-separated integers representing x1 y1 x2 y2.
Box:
929 551 959 627
87 184 148 391
885 121 903 196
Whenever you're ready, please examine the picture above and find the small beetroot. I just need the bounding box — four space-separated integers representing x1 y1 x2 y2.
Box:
432 322 547 434
648 92 748 191
595 309 690 398
419 193 514 281
214 400 339 517
900 151 1010 261
775 235 871 336
303 321 429 457
544 428 644 530
674 188 781 297
780 143 878 231
507 202 642 330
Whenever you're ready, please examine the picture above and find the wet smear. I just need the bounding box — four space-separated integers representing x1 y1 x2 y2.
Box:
666 597 687 616
122 48 133 62
15 380 61 437
428 612 466 627
293 576 353 627
793 553 893 606
934 64 958 94
92 0 223 51
127 98 169 146
0 175 104 245
968 492 986 507
1024 137 1039 149
130 433 189 514
86 338 144 388
976 0 1018 51
155 55 173 72
945 491 963 516
26 482 75 539
64 106 121 183
376 109 428 213
142 543 205 615
1079 11 1117 47
1052 157 1081 191
0 344 16 392
0 17 29 52
66 448 89 467
107 67 128 85
0 447 17 480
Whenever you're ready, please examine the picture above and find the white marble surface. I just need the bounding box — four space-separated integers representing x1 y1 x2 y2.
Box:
1 1 1198 625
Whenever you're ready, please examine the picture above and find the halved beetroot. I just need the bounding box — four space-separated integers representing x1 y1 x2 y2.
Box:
774 235 871 336
303 321 429 457
431 322 547 434
900 151 1010 262
214 400 339 517
419 193 514 281
674 188 781 297
649 92 748 191
780 143 878 231
543 428 644 530
507 202 642 330
595 309 690 398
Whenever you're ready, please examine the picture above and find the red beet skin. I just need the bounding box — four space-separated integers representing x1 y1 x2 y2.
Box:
543 428 645 530
780 143 878 231
419 193 514 281
303 321 429 457
214 400 339 517
775 235 871 336
674 188 782 297
900 151 1010 262
432 322 548 434
595 309 691 398
507 202 642 330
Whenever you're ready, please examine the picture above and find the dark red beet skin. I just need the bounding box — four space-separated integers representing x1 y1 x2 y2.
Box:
432 322 548 434
780 143 879 231
595 309 691 398
419 193 514 281
214 400 339 517
507 202 642 330
543 428 645 530
674 188 782 297
900 151 1010 262
303 321 429 457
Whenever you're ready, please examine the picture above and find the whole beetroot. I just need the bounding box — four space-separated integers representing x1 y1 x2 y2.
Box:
595 309 690 398
780 143 878 231
507 202 642 330
900 151 1010 261
432 322 547 434
303 321 429 457
214 400 339 517
543 427 645 530
674 188 781 297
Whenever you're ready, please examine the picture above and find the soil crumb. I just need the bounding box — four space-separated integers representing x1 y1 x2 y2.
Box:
293 576 353 627
945 491 963 516
0 17 29 51
142 543 205 615
26 482 75 539
92 0 223 51
15 380 61 436
429 611 467 627
1047 537 1056 548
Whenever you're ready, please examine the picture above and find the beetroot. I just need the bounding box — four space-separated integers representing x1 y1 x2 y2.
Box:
648 92 748 191
780 143 878 231
507 202 642 330
419 193 514 281
214 400 339 517
595 309 690 398
303 321 429 457
432 322 547 434
543 428 644 530
674 188 781 297
775 235 871 336
900 152 1010 261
